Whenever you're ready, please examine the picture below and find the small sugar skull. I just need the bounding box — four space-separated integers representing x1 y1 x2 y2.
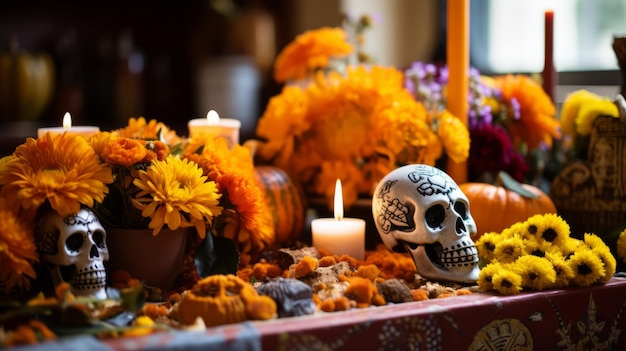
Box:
35 207 109 299
372 164 479 283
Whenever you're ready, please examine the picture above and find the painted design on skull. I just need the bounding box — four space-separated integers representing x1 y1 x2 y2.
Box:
375 179 414 234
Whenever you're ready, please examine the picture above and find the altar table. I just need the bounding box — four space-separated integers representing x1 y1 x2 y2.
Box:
13 277 626 350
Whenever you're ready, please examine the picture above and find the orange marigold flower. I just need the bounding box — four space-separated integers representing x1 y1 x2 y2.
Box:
294 256 319 278
273 27 353 83
117 117 181 145
0 200 37 293
103 138 147 167
494 74 560 150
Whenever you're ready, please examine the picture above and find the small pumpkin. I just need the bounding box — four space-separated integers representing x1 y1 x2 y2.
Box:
0 37 55 122
459 171 557 240
177 274 276 326
253 165 308 244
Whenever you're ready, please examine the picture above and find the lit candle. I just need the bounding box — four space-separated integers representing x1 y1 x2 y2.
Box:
311 179 365 260
542 5 556 102
446 0 469 184
187 110 241 148
37 112 100 138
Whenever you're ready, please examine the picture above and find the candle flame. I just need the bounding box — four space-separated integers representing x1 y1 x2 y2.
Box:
62 112 72 129
206 110 220 125
334 179 344 220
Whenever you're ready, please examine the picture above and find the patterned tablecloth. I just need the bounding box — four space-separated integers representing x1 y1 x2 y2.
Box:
15 277 626 351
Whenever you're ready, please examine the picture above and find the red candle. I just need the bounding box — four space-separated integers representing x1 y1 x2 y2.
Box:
446 0 469 184
542 9 556 102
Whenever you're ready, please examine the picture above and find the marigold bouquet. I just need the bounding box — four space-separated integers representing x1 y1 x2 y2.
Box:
403 62 561 184
254 22 469 209
92 117 274 254
0 117 274 293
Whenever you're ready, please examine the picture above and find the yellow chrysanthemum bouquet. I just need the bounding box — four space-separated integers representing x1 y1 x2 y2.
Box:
475 213 616 295
254 17 470 209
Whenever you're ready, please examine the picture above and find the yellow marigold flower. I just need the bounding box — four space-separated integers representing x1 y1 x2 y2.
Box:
494 74 560 150
524 239 557 258
617 229 626 263
493 234 526 264
559 89 602 136
103 138 147 167
513 255 556 291
582 233 616 282
575 99 619 135
0 133 113 216
475 231 500 263
436 110 470 163
0 200 37 293
525 213 569 247
88 131 118 158
273 27 353 83
132 156 223 238
559 89 618 137
501 222 532 241
559 237 582 258
491 268 523 295
567 246 605 287
477 261 504 291
544 251 574 289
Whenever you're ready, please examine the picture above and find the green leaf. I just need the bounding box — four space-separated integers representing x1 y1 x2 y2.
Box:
193 234 239 277
496 171 538 199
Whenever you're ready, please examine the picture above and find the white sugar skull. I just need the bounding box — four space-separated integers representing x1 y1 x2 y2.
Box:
372 164 479 283
35 207 109 299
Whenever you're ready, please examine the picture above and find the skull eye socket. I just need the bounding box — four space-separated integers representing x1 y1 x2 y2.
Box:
454 201 469 219
66 233 84 252
425 204 445 229
92 231 106 249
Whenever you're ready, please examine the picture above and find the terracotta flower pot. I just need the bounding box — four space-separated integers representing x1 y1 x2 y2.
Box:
105 226 192 288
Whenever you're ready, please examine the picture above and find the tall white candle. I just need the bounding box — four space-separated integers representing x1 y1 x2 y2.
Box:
37 112 100 138
187 110 241 148
311 179 366 260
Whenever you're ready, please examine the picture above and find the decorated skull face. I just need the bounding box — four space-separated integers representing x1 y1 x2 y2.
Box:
372 164 479 283
35 207 109 299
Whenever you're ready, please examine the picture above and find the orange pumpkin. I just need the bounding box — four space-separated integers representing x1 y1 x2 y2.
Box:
253 165 308 244
459 172 557 240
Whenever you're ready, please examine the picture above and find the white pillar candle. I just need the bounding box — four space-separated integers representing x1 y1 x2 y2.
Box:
37 112 100 138
311 179 366 260
187 110 241 148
